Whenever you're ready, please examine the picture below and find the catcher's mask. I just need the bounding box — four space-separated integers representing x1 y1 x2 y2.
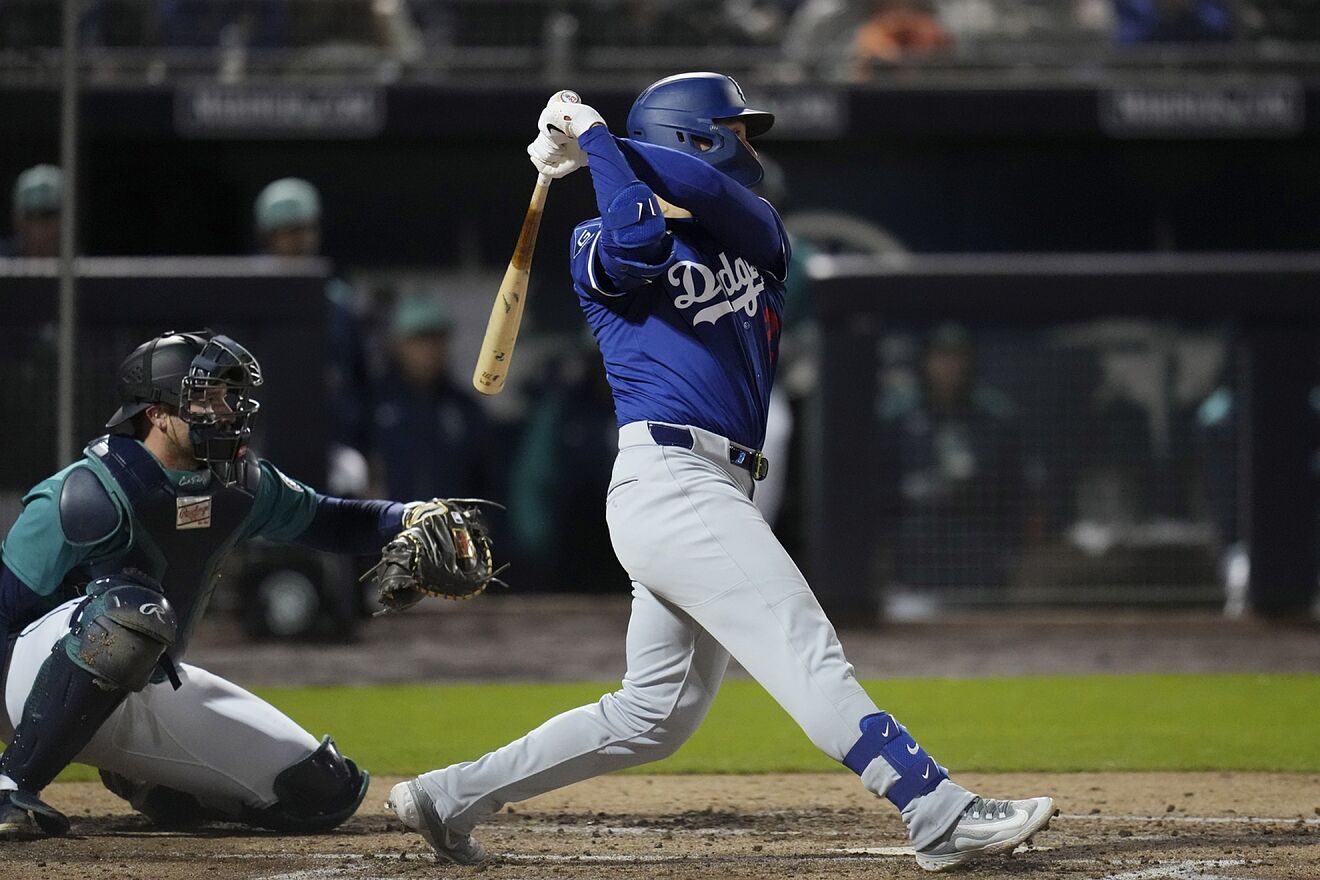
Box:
107 329 263 488
180 334 263 487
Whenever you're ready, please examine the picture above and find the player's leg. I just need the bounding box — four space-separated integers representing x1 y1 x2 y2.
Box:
1 600 365 835
86 663 369 832
0 584 175 839
606 440 1052 863
401 583 729 857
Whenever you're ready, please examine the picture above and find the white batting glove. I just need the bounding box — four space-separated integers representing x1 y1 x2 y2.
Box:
538 92 606 141
527 130 586 179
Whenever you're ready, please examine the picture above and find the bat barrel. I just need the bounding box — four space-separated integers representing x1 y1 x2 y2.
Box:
472 173 553 395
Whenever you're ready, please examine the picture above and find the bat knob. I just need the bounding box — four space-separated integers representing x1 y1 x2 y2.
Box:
555 90 581 105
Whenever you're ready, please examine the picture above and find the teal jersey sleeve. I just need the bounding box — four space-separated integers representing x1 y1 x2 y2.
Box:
240 459 320 544
0 465 128 595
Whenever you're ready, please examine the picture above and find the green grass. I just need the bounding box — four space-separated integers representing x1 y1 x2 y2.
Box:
51 674 1319 782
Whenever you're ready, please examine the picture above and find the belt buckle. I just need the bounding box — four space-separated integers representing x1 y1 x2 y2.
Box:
750 452 769 482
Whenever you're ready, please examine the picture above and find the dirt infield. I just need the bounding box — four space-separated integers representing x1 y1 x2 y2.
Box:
5 772 1317 880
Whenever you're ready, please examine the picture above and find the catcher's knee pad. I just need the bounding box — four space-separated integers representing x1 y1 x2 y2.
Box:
244 736 369 832
66 578 177 692
842 712 948 810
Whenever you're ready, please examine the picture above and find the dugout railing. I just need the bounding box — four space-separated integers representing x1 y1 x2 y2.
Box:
806 252 1320 624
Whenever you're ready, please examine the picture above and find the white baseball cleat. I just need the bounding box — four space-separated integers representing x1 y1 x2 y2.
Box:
914 795 1056 872
386 779 489 865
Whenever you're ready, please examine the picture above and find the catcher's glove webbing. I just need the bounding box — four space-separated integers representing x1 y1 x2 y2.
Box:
366 498 505 614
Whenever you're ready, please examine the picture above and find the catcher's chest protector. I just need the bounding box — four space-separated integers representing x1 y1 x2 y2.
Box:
76 435 257 658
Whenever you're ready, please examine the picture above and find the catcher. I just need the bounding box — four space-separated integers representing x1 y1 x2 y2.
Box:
0 330 498 839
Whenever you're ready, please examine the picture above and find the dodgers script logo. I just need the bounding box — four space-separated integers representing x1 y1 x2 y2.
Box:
666 251 765 327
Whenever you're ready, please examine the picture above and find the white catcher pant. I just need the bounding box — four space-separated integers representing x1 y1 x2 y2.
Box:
418 421 972 848
0 599 320 815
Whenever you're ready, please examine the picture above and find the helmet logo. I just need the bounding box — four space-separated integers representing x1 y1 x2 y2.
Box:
139 603 167 622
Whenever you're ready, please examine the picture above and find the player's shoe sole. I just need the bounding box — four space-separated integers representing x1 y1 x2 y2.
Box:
386 779 488 865
915 795 1056 872
0 790 70 841
0 807 40 841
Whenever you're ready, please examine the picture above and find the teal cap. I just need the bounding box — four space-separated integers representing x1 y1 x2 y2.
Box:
254 177 320 234
12 164 63 215
392 295 454 338
929 322 972 351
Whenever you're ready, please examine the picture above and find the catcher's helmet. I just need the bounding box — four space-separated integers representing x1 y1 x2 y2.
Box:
107 330 263 487
626 72 774 187
106 331 212 429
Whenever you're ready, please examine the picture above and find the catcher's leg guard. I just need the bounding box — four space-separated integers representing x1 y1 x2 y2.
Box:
0 583 175 803
843 711 949 810
242 736 369 832
0 643 129 797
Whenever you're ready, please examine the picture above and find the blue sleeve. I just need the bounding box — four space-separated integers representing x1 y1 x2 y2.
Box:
244 459 404 552
295 496 405 555
578 126 673 291
611 135 791 280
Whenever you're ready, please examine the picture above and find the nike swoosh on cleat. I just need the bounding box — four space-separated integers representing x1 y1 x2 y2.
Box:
922 765 931 779
907 743 920 755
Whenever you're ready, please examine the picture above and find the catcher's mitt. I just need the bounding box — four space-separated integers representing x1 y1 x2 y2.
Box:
367 498 504 614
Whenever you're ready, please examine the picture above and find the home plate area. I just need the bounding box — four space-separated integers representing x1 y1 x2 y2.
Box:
2 772 1315 879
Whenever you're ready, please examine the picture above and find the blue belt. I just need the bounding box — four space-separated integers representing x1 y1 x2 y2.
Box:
646 423 770 482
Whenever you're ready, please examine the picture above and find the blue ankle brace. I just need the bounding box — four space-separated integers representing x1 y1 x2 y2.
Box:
842 712 948 810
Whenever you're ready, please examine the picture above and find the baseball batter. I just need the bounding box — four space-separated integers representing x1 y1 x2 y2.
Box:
390 73 1055 872
0 330 488 838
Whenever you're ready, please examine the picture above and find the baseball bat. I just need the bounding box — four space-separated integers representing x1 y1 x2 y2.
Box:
472 172 553 395
473 89 586 395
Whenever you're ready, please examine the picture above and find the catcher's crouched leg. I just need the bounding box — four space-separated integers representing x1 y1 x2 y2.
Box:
102 736 367 832
99 770 230 829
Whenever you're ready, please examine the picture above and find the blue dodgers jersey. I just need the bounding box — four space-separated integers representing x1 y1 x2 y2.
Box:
570 216 786 450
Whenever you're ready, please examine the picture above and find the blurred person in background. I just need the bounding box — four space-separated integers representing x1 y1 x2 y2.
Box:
157 0 291 48
2 165 62 259
876 323 1026 596
0 1 116 48
254 177 372 497
0 165 62 488
1113 0 1234 43
509 335 626 594
785 0 949 80
853 0 951 67
369 294 493 503
1250 0 1320 41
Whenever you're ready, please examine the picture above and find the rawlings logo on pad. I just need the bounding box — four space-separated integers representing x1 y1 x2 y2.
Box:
175 496 213 530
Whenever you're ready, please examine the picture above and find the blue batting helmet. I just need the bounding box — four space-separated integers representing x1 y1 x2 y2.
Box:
626 72 774 187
